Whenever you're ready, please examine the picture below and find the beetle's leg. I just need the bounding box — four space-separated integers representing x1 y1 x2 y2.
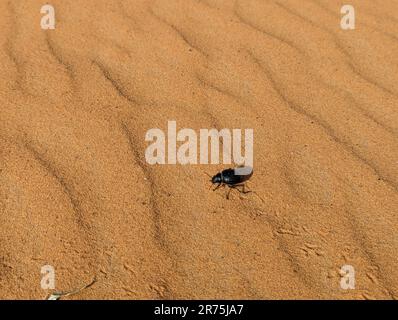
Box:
226 184 251 200
212 183 222 192
226 184 241 199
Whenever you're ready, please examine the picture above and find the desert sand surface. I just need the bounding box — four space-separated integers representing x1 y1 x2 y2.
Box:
0 0 397 299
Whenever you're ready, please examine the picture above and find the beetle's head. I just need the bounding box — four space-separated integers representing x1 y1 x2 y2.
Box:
211 173 222 184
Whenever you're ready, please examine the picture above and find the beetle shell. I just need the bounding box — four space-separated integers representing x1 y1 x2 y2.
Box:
212 167 253 185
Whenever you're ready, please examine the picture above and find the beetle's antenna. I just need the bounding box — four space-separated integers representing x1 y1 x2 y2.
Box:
204 172 212 178
204 172 213 189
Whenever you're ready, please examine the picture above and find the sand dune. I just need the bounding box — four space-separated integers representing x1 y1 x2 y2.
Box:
0 0 397 299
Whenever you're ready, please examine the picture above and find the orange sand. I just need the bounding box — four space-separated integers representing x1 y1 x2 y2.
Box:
0 0 397 299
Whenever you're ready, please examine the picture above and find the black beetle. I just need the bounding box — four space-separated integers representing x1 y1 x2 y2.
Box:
209 166 253 199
